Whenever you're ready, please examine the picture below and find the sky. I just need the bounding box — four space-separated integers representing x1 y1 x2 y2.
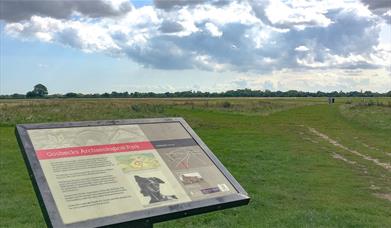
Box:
0 0 390 95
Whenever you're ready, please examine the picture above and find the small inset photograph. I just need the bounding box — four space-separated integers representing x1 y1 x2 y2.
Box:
179 172 204 185
175 167 234 199
115 153 160 173
132 171 178 205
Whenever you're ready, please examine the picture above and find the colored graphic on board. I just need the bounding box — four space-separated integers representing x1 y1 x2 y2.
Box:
116 153 160 172
35 141 154 160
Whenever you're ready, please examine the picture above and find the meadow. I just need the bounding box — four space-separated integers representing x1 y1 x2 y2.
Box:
0 97 390 227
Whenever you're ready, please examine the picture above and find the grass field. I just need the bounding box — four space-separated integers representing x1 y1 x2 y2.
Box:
1 97 390 227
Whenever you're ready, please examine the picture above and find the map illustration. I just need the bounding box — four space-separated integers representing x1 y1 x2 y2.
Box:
160 146 211 170
28 125 147 150
116 153 160 172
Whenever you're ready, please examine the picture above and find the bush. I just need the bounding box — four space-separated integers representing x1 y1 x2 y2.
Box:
65 92 78 98
131 104 142 112
130 104 165 113
222 101 231 108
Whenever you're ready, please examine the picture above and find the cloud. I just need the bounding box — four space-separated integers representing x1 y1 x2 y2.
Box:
295 46 310 52
0 0 132 22
361 0 390 10
153 0 229 10
219 68 391 92
2 0 390 74
154 0 205 10
249 0 335 30
264 0 332 29
159 20 184 33
37 63 48 68
205 22 222 37
361 0 391 22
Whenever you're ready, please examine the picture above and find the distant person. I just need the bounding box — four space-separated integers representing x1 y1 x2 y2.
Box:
328 97 335 104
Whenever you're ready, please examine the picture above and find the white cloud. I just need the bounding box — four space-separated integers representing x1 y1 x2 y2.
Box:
205 22 222 37
219 68 391 92
5 16 120 53
37 63 48 68
265 0 332 29
295 45 310 52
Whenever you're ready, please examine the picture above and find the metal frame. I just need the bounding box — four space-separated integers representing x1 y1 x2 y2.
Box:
15 117 250 228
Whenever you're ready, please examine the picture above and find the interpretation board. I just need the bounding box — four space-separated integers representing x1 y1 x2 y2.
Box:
15 118 250 228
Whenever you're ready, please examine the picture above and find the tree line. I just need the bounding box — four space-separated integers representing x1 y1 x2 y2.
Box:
1 84 390 99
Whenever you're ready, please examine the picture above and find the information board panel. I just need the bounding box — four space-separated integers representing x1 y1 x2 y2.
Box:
16 118 249 228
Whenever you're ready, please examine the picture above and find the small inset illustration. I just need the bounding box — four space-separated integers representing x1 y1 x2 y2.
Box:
179 172 203 185
73 125 147 146
109 126 146 143
134 174 178 205
115 153 160 173
160 146 210 170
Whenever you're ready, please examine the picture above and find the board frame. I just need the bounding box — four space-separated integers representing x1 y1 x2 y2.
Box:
15 117 250 228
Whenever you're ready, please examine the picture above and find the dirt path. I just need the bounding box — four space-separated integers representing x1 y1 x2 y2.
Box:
308 127 391 171
360 142 391 158
374 193 391 202
332 152 356 165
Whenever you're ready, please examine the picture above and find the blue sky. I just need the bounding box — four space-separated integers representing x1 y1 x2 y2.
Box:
1 0 390 95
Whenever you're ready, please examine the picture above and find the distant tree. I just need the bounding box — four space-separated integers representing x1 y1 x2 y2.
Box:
11 93 25 99
65 92 78 98
1 87 385 99
33 84 48 97
26 84 48 98
26 91 35 98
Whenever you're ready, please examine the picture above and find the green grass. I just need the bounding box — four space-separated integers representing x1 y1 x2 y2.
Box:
1 98 390 227
340 104 391 131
